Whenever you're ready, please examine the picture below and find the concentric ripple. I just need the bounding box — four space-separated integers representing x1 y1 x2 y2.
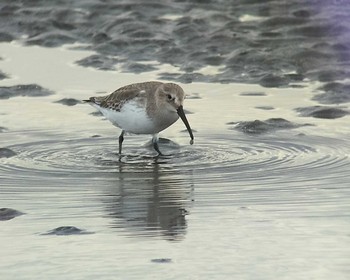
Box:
171 135 349 185
1 132 349 186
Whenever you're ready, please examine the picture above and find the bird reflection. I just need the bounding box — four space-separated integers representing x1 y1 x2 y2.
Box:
102 156 194 241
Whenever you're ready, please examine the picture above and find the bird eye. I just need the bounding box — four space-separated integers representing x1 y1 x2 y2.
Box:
166 94 172 100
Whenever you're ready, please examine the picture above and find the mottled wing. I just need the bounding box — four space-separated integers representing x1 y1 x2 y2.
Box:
87 81 163 111
100 87 142 111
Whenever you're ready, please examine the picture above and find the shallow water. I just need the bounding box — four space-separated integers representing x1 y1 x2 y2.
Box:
1 1 350 279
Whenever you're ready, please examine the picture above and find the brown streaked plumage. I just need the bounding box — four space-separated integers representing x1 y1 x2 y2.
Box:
85 81 194 156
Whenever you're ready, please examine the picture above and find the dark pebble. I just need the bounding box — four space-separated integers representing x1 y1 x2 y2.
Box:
52 20 76 31
0 84 54 99
240 92 266 96
0 208 24 221
259 74 289 88
158 72 181 82
75 55 120 71
0 148 17 158
319 82 350 92
177 73 208 84
0 70 8 80
54 98 81 106
90 111 103 117
41 226 94 236
151 258 172 264
157 47 186 65
229 118 311 134
255 106 274 110
295 106 349 119
92 32 111 44
284 73 304 82
0 32 14 42
292 50 333 73
314 82 350 104
121 62 158 73
316 70 348 83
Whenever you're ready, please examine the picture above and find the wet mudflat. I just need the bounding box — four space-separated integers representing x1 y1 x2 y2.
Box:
1 1 350 279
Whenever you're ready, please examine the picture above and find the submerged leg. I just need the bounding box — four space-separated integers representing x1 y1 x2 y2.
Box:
118 130 125 155
152 134 163 156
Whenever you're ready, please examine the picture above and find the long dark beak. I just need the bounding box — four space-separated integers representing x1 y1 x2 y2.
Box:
177 105 194 145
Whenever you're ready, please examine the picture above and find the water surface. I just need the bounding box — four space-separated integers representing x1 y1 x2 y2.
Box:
1 1 350 279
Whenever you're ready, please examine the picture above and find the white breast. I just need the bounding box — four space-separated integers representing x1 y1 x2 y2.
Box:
94 101 158 134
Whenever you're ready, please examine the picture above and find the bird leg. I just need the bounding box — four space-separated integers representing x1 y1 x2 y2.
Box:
152 134 163 156
118 130 125 155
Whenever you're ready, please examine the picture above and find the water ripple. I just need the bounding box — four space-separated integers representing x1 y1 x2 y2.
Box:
1 132 349 187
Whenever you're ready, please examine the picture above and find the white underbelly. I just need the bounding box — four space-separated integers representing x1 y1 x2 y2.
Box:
96 102 157 134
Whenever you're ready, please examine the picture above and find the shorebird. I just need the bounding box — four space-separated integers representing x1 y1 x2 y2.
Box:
84 81 194 156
